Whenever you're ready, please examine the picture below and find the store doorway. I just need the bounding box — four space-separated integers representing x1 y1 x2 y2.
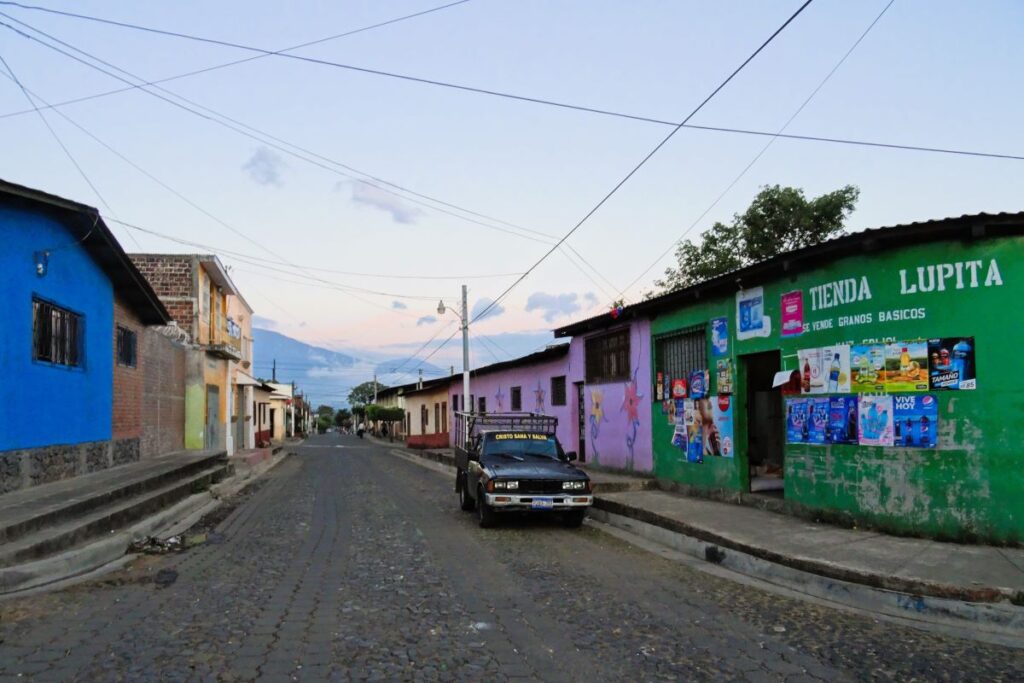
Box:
743 351 784 496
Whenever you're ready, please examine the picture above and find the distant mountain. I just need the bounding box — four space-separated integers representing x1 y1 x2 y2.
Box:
252 328 445 408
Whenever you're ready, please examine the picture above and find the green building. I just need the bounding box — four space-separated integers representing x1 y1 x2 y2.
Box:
628 212 1023 543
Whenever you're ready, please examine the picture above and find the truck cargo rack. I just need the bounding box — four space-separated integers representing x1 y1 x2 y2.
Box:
453 411 558 451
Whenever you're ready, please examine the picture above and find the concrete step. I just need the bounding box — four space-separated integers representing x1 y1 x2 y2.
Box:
0 451 226 545
0 462 230 567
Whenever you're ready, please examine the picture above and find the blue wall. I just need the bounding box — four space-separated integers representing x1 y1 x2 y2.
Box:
0 207 113 450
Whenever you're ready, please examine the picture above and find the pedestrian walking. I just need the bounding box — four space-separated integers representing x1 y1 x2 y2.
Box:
357 421 365 439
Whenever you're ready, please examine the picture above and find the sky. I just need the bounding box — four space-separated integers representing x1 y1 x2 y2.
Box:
2 0 1022 402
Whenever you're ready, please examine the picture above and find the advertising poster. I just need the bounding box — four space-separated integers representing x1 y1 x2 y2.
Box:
928 337 977 390
807 397 829 445
781 290 804 337
671 377 688 399
716 358 734 395
893 395 939 448
689 369 708 399
707 395 734 458
821 344 852 393
851 343 886 393
656 372 664 402
684 400 703 463
797 347 824 394
711 317 729 357
785 398 808 444
883 341 929 392
827 396 858 445
671 406 686 449
736 287 771 340
858 395 894 446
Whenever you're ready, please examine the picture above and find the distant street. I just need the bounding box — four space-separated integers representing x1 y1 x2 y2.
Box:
1 433 1021 682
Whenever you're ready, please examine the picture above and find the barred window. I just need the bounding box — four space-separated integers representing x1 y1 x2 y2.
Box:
116 326 137 367
551 376 567 406
33 298 82 367
510 386 522 411
655 325 707 385
478 396 487 414
585 329 630 383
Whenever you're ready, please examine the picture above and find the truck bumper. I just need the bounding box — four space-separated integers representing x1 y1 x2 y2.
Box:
484 492 593 510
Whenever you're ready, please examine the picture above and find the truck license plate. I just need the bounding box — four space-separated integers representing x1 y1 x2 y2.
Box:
531 497 554 510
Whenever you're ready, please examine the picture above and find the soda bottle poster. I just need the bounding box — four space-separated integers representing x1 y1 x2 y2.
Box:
851 343 886 393
858 395 894 447
883 341 929 392
684 399 703 463
781 290 804 337
711 316 729 357
702 395 734 458
893 395 938 448
785 398 808 444
821 344 851 393
807 397 829 445
928 337 977 390
827 396 858 445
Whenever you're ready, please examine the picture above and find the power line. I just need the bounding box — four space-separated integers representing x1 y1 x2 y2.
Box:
620 0 895 299
4 2 1021 164
0 12 618 300
470 0 816 325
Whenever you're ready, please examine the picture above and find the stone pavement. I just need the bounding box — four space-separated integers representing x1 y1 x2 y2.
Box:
1 433 1022 681
407 442 1024 604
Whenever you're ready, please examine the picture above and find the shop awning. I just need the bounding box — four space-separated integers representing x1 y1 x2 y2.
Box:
235 370 262 386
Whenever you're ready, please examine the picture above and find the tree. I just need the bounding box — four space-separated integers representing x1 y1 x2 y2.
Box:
347 381 387 409
334 408 351 428
651 185 859 295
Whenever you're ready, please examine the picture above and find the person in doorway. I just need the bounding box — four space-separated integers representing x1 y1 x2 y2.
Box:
381 423 389 438
357 422 365 439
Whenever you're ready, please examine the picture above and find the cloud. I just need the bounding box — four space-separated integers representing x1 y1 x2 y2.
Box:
242 147 285 186
391 300 408 310
252 315 278 330
470 297 505 322
340 180 423 224
525 291 581 322
416 315 438 326
584 291 599 306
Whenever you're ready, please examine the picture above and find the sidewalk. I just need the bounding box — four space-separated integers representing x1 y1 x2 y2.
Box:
394 443 1024 606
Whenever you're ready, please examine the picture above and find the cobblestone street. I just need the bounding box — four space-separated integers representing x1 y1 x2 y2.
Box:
1 433 1021 682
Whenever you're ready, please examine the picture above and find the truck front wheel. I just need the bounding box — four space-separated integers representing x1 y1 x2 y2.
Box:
477 487 497 528
458 470 475 511
563 509 586 528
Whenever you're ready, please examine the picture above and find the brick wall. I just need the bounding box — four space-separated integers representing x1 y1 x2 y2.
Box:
129 255 196 338
113 294 144 440
141 328 186 457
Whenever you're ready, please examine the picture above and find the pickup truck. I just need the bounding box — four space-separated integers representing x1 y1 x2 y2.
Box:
452 412 593 528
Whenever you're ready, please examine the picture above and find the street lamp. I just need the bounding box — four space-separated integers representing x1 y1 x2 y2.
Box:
437 285 471 421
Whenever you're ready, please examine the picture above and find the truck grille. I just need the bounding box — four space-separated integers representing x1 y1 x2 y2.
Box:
518 479 567 494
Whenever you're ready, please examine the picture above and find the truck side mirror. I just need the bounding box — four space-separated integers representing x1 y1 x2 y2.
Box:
566 451 578 462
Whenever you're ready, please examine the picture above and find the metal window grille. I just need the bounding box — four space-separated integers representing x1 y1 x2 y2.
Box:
585 329 630 383
510 386 522 411
116 326 137 367
551 376 567 406
655 325 707 385
478 396 487 414
33 299 81 367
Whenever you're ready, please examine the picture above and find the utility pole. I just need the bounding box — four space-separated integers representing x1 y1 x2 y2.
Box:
418 368 423 389
461 284 470 419
272 358 277 383
373 372 378 403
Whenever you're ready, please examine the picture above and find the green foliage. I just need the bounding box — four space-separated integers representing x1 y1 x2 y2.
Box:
365 404 405 422
316 416 332 433
347 381 387 408
334 408 351 428
651 184 860 295
316 404 335 420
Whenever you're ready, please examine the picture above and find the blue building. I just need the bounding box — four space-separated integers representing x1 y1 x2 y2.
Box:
0 179 170 494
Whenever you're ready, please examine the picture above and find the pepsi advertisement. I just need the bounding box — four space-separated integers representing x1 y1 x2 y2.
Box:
827 396 858 445
893 395 939 448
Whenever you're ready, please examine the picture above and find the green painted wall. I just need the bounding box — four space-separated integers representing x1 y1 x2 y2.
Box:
650 235 1024 542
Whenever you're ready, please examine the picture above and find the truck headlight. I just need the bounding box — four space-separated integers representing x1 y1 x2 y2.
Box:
562 480 586 491
495 480 519 490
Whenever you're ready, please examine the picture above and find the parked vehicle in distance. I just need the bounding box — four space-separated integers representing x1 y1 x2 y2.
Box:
453 412 592 528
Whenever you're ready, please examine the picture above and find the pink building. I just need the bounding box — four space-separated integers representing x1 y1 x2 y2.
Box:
449 345 575 453
555 314 653 473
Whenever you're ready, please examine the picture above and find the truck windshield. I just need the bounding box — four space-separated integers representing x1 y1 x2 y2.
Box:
483 432 560 460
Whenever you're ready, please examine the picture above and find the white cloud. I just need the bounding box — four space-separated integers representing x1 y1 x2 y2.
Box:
416 315 438 326
583 291 599 306
525 291 581 322
470 297 505 322
341 181 423 224
252 315 278 329
242 147 285 186
392 300 408 310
